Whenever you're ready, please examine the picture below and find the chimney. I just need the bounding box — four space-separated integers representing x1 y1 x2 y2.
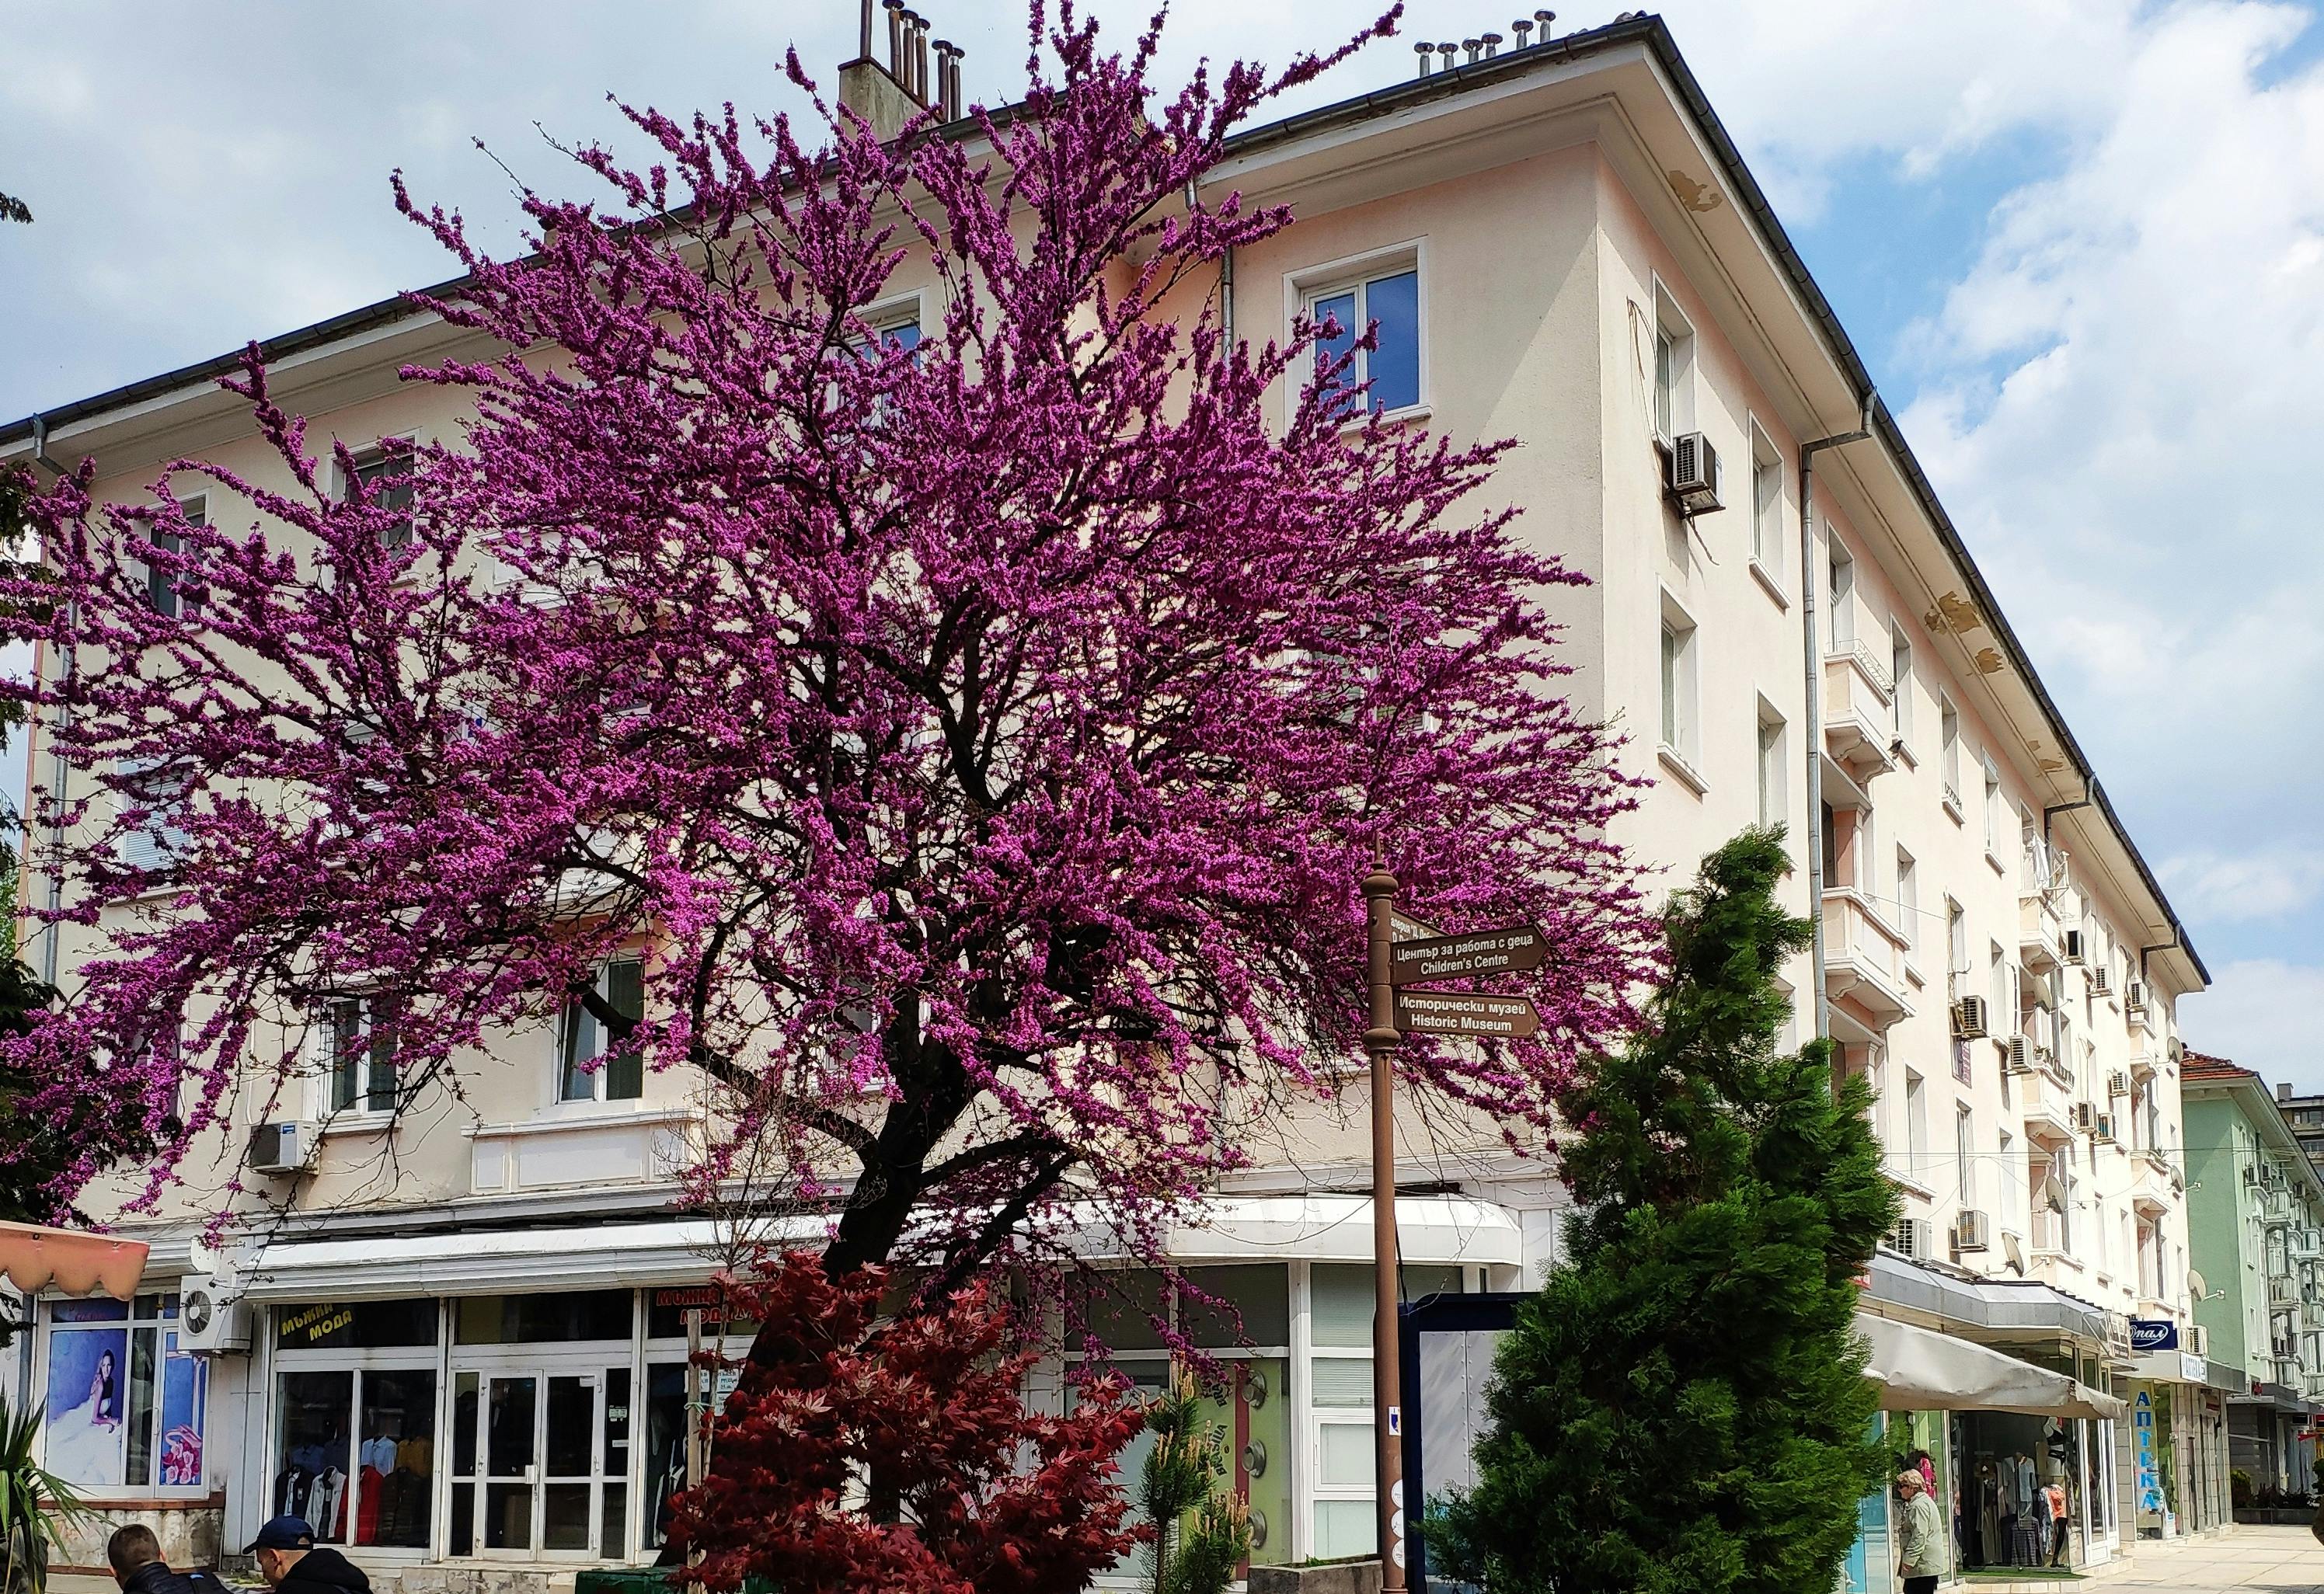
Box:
1416 41 1434 78
1481 31 1503 57
1437 42 1458 72
1536 9 1558 39
2280 1082 2296 1103
838 0 942 141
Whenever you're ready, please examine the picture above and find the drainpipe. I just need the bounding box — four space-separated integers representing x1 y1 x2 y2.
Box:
29 413 72 991
2044 781 2094 844
1800 392 1876 1043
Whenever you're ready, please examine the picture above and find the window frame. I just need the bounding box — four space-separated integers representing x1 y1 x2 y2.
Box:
114 756 192 875
36 1292 207 1499
1650 277 1696 447
320 990 402 1124
1657 590 1702 788
1747 418 1785 591
1287 240 1429 424
336 437 420 549
1754 698 1786 829
556 956 648 1107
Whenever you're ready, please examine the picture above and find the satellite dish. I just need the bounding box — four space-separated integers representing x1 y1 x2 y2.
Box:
2188 1269 2207 1300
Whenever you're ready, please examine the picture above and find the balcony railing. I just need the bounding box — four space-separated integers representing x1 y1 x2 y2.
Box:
1821 888 1912 1025
2019 1070 2078 1144
2019 895 2064 972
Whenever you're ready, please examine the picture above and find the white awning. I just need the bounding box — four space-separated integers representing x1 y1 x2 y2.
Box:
1859 1314 2127 1420
235 1193 1524 1302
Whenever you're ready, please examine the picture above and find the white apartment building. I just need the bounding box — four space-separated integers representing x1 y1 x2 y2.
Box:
3 12 2218 1589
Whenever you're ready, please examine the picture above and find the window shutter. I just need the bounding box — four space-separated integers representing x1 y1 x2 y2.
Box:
604 958 645 1101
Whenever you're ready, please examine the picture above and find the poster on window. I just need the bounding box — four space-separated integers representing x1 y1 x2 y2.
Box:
44 1326 131 1485
160 1333 207 1485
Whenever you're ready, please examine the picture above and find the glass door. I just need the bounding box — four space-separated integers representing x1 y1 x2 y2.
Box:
449 1366 629 1561
484 1374 538 1553
542 1374 599 1552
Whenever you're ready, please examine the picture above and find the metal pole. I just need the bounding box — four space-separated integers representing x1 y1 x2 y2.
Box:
1362 858 1406 1589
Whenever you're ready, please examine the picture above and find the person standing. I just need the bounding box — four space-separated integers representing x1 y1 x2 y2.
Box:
1896 1469 1946 1594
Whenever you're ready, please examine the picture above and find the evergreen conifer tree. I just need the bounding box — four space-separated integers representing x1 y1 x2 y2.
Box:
1439 829 1900 1592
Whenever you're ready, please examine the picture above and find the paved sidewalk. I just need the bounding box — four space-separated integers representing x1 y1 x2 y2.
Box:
2096 1525 2323 1591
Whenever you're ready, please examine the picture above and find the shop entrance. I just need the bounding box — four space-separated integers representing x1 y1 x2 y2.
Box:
449 1363 630 1559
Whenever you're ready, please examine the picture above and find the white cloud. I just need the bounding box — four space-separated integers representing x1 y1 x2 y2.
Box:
2162 847 2324 923
2183 958 2324 1091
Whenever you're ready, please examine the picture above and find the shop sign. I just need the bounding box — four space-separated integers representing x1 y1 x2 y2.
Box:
2179 1352 2207 1383
2128 1318 2178 1352
280 1302 356 1345
2134 1389 2163 1515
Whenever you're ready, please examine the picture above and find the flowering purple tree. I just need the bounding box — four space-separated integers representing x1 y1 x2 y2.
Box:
2 5 1654 1289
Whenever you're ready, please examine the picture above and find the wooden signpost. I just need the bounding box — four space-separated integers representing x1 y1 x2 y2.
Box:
1361 864 1545 1591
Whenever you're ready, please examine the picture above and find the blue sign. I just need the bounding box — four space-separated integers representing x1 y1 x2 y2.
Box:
2130 1318 2179 1352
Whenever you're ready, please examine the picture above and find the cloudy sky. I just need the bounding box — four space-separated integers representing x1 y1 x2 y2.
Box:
5 0 2322 1083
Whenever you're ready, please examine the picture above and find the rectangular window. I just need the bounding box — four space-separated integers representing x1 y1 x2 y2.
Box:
277 1364 439 1548
1940 698 1962 809
146 496 203 618
1659 596 1699 765
1956 1105 1977 1211
114 757 191 872
1890 625 1913 743
343 443 416 548
1896 848 1918 959
1651 284 1695 443
1750 423 1782 574
1309 264 1421 415
1755 708 1786 828
1947 901 1967 989
41 1294 205 1493
1990 941 2009 1035
1984 759 2005 855
1826 535 1855 651
1905 1069 1929 1180
327 994 400 1115
1999 1128 2017 1232
558 957 646 1102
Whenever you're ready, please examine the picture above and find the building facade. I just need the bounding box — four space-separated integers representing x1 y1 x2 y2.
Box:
5 12 2218 1588
2273 1081 2324 1183
2183 1055 2324 1500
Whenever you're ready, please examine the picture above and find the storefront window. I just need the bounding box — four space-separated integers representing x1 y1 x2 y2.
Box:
277 1371 354 1539
43 1293 206 1492
642 1363 688 1552
455 1289 632 1344
273 1303 438 1548
277 1297 437 1351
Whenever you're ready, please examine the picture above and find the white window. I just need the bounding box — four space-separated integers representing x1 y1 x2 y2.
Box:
1947 900 1967 994
1896 848 1918 959
324 994 400 1118
114 757 190 872
1890 625 1913 744
1990 941 2011 1035
1652 282 1695 443
1659 594 1699 768
1905 1068 1929 1181
37 1292 208 1494
1998 1128 2018 1231
1755 704 1786 828
1305 253 1423 416
1956 1105 1977 1210
1826 534 1855 651
339 441 416 548
1750 422 1783 575
1984 758 2005 857
145 496 203 618
557 957 646 1103
1939 697 1962 810
1309 1263 1379 1558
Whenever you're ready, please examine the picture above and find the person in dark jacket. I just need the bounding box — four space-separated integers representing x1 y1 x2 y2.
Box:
247 1517 371 1594
105 1524 229 1594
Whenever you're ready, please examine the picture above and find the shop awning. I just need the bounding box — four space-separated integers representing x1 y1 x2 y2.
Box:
0 1220 150 1299
1859 1314 2127 1420
233 1192 1524 1303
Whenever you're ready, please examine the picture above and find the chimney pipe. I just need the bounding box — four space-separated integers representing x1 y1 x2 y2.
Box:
1437 42 1458 71
1463 37 1481 64
1416 40 1433 77
886 0 905 77
933 40 960 120
1481 30 1503 57
1512 19 1532 47
858 0 874 61
1535 9 1558 39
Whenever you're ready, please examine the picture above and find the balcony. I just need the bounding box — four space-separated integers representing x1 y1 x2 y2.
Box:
1822 646 1898 784
2019 894 2065 973
2131 1152 2176 1216
2270 1275 2298 1307
1822 887 1913 1028
2019 1067 2078 1146
468 1108 696 1196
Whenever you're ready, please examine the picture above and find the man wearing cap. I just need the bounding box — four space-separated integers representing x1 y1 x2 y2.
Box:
246 1517 371 1594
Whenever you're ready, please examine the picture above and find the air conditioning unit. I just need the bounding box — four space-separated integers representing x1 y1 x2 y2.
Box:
2062 929 2085 965
247 1122 303 1175
2089 966 2111 997
1664 431 1724 517
174 1274 252 1354
2093 1112 2117 1143
2005 1035 2034 1075
1955 1209 1992 1253
1951 997 1990 1041
2108 1070 2131 1098
1886 1216 1937 1260
2186 1324 2209 1357
2071 1102 2099 1133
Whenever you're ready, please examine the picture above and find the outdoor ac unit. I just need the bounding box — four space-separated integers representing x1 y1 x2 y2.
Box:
1951 997 1990 1040
2093 1112 2117 1143
247 1122 302 1175
2089 966 2111 997
1955 1209 1992 1252
2071 1102 2099 1133
174 1274 252 1354
2062 929 2085 965
2108 1070 2131 1098
1664 431 1723 517
2005 1035 2034 1075
2186 1324 2209 1356
1886 1216 1936 1260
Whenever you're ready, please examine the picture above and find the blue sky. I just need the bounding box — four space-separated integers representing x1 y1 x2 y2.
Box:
5 0 2323 1084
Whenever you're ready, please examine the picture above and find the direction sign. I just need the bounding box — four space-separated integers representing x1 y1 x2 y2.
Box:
1392 990 1541 1039
1389 910 1442 943
1388 924 1547 987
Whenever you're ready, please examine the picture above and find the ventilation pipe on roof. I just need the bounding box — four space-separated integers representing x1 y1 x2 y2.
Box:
1481 31 1503 57
1437 42 1458 72
1416 41 1434 77
1536 9 1558 37
1799 389 1879 1042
